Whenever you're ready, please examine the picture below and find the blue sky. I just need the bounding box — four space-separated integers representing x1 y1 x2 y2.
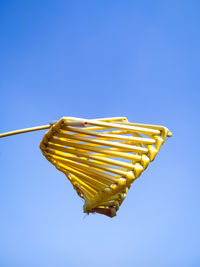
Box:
0 1 199 266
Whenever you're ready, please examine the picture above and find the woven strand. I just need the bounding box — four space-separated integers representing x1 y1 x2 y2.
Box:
40 117 172 217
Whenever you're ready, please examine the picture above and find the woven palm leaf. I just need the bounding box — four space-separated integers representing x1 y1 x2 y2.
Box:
40 117 172 217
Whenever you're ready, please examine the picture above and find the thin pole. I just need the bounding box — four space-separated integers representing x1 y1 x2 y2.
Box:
0 124 51 138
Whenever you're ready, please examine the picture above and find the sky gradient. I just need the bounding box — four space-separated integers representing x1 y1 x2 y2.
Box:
0 1 200 266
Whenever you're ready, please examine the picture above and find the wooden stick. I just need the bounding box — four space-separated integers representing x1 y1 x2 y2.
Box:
0 125 51 138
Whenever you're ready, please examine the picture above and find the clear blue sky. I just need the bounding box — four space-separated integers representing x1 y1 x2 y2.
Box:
0 1 199 266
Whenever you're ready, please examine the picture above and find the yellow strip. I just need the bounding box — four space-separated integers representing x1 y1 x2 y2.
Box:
47 149 129 176
54 133 148 153
50 138 141 160
50 154 119 184
47 143 135 168
60 127 155 144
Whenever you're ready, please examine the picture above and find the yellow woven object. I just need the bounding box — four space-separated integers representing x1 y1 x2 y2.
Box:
40 117 172 217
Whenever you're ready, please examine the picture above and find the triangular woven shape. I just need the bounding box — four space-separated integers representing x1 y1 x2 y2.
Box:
40 117 171 217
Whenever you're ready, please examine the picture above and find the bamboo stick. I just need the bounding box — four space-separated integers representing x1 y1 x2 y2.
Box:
0 125 51 138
